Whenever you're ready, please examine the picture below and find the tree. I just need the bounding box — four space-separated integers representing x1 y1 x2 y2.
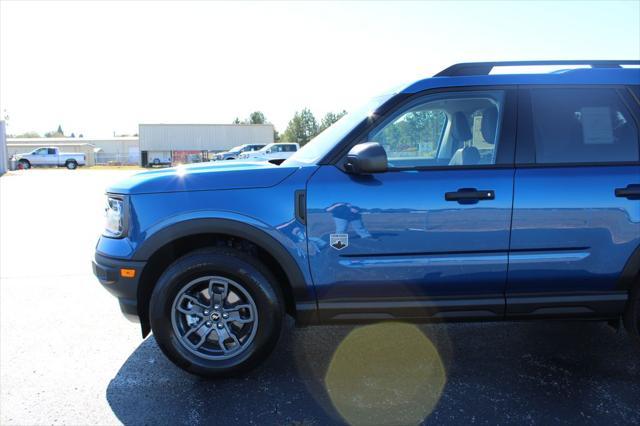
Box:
248 111 266 125
374 110 446 157
14 131 41 138
281 108 318 145
232 111 278 140
319 110 347 133
233 111 268 125
45 125 64 137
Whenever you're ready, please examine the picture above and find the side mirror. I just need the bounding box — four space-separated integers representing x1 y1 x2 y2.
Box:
344 142 388 174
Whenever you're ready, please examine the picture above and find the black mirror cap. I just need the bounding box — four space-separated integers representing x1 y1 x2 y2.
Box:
344 142 388 174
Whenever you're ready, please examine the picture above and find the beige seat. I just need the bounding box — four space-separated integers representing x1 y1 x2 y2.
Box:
448 112 480 166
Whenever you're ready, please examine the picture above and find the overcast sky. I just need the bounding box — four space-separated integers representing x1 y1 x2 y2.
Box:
1 0 639 137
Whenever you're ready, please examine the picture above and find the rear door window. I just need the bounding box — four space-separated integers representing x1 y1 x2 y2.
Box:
529 88 639 163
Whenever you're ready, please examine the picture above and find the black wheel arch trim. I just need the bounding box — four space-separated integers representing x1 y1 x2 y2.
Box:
618 244 640 291
133 218 318 325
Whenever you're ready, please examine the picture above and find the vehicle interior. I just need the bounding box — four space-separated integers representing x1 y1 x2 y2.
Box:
371 96 503 169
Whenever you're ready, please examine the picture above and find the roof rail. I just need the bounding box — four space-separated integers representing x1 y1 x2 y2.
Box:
435 60 640 77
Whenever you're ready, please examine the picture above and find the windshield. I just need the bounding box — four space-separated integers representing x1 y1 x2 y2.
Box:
258 143 275 152
228 145 247 153
283 93 395 165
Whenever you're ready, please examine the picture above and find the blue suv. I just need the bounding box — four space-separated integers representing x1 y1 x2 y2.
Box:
93 61 640 377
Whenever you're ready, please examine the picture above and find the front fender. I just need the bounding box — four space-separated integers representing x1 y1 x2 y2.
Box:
132 212 317 311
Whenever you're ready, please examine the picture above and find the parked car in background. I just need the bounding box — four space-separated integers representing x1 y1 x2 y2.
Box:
147 151 172 167
213 144 266 161
94 60 640 379
238 142 299 162
13 147 86 170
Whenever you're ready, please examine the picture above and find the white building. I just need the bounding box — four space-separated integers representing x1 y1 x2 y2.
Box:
139 124 274 165
88 137 139 164
0 121 7 174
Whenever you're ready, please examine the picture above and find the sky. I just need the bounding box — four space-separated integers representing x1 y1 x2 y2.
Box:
1 0 639 137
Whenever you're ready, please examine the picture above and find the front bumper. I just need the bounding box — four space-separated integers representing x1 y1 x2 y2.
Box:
93 253 146 322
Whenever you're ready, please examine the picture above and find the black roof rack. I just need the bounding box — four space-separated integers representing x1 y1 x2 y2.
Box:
435 60 640 77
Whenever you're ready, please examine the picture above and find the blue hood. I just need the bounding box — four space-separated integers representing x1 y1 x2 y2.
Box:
108 161 299 195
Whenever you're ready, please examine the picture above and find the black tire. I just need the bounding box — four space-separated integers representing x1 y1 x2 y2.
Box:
226 157 235 160
623 279 640 345
66 160 78 170
149 247 284 378
19 160 31 170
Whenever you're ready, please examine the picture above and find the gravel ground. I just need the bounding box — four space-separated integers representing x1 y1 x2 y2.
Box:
1 169 639 425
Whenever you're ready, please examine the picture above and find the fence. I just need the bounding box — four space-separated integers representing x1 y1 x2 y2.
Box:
95 152 140 166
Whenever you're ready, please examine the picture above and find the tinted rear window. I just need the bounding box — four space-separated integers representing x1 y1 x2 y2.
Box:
530 88 639 164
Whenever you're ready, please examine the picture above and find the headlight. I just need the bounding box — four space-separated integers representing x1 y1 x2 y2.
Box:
104 195 126 238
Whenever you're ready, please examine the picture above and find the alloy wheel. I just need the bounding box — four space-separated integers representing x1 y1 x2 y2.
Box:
171 276 258 360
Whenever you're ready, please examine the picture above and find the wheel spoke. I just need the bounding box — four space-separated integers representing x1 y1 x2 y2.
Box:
208 278 228 307
191 327 212 349
225 304 254 324
226 324 241 348
176 294 207 316
184 322 211 349
183 320 203 339
215 324 239 352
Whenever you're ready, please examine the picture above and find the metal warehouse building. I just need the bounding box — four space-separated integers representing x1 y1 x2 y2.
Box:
0 121 7 174
89 137 139 164
139 124 274 166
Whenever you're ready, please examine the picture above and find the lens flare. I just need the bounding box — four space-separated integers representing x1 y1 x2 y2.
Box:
175 165 186 176
325 322 446 425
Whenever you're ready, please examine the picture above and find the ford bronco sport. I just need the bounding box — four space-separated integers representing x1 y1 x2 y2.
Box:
93 60 640 377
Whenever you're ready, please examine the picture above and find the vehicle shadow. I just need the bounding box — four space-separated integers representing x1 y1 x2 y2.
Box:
106 319 640 425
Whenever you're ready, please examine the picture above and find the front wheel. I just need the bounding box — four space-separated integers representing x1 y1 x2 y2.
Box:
624 280 640 346
149 247 284 378
18 160 31 170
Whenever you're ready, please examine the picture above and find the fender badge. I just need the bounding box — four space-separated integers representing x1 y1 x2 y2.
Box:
330 234 349 250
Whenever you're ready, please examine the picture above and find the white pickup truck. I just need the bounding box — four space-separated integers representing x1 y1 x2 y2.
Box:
13 147 86 170
237 142 300 163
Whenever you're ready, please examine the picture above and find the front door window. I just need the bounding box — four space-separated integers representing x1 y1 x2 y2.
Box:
369 91 505 168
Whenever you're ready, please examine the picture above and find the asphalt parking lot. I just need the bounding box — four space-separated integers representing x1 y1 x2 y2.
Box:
1 169 639 425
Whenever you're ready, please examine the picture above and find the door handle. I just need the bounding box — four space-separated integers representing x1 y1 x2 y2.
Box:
445 188 495 204
615 184 640 200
